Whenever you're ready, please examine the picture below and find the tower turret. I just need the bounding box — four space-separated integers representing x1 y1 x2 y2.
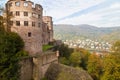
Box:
5 0 43 55
42 16 53 42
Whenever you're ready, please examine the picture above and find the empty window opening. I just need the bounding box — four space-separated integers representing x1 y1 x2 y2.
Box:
32 22 35 27
38 15 41 18
16 11 20 16
16 21 20 26
38 23 41 27
28 32 31 37
10 12 13 16
24 12 28 16
9 3 12 7
15 2 20 6
24 21 28 26
32 13 36 17
10 21 13 26
24 2 28 7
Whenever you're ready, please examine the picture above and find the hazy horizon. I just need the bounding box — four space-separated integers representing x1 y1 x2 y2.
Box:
53 24 120 28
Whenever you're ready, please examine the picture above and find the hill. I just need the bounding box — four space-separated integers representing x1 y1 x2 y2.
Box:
54 24 120 42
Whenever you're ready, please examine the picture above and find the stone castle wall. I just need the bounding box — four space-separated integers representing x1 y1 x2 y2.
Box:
20 52 58 80
5 0 54 55
43 16 53 42
5 1 57 80
6 0 43 55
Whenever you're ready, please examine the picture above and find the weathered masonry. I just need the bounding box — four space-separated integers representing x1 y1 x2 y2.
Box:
4 0 57 80
5 0 54 55
20 52 58 80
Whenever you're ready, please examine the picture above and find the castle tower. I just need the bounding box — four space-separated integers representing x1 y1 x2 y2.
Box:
5 0 43 55
42 16 53 42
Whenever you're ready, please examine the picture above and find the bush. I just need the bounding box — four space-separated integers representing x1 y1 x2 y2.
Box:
0 24 26 80
42 45 53 52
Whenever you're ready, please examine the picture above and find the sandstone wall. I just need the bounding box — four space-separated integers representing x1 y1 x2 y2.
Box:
6 0 43 55
20 57 33 80
20 52 58 80
42 16 53 42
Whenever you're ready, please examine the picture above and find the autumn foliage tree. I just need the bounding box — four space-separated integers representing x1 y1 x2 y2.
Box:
87 53 103 80
101 40 120 80
69 51 81 67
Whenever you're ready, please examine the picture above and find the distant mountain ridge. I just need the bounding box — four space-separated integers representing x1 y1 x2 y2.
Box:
53 24 120 42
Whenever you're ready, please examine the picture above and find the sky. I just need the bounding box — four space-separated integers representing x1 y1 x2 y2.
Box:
0 0 120 27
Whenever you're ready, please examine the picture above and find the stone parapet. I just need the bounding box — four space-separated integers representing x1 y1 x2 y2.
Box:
20 51 58 80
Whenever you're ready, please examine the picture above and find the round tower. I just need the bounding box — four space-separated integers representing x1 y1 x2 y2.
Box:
42 16 53 42
6 0 43 55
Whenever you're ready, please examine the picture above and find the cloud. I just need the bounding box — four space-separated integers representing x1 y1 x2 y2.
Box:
54 0 120 27
32 0 105 19
1 0 120 27
110 3 120 9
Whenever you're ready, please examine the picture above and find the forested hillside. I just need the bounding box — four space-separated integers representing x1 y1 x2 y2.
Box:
54 24 120 42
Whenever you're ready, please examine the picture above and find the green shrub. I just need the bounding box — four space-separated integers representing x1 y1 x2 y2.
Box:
42 45 53 52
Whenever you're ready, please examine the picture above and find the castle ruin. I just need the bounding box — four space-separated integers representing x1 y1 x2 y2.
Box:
5 0 54 55
4 0 58 80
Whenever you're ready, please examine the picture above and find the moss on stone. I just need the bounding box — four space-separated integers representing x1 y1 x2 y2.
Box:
45 63 93 80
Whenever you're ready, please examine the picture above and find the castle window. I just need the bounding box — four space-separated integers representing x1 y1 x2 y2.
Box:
28 32 31 37
32 22 35 27
24 21 28 26
32 13 36 17
38 7 41 10
16 21 20 26
16 11 20 16
10 21 13 26
10 12 13 16
32 4 35 8
24 12 28 16
15 2 20 6
38 15 41 18
38 23 41 27
9 2 12 7
24 2 28 7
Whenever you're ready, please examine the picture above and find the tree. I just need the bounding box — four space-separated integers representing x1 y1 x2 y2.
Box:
75 48 91 70
69 51 81 67
87 54 103 80
0 16 5 33
0 16 27 80
58 44 73 59
102 40 120 80
111 40 120 53
59 57 70 65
